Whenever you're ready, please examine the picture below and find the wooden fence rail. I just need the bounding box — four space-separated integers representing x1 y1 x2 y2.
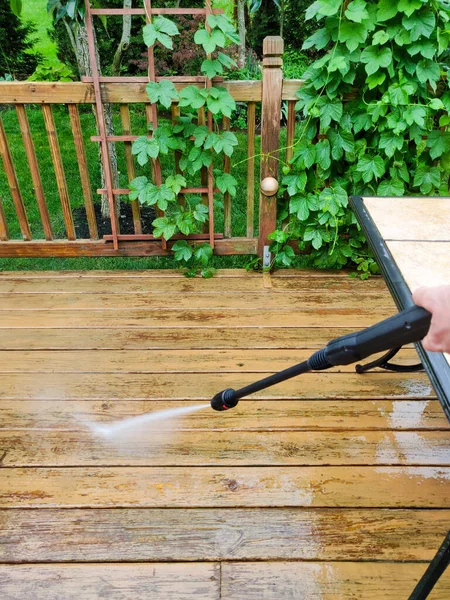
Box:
0 39 302 259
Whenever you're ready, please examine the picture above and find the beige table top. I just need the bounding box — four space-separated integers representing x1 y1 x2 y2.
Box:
363 197 450 365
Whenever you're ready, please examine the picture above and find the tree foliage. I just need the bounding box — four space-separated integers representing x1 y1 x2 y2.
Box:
0 0 40 78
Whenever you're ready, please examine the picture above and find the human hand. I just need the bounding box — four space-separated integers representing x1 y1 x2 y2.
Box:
413 285 450 353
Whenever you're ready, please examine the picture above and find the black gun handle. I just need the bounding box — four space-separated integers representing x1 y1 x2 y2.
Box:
324 305 432 367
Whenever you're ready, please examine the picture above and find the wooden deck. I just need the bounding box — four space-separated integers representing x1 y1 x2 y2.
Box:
0 268 449 599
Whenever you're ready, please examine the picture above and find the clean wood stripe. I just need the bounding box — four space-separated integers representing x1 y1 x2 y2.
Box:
247 101 256 238
1 466 449 508
41 105 75 240
0 275 388 293
68 105 98 240
0 308 396 328
0 327 378 350
0 563 220 600
0 348 419 374
0 430 447 467
0 197 8 241
0 371 435 400
119 104 141 234
1 399 446 431
0 117 31 240
0 508 447 562
0 291 396 310
15 105 52 240
221 562 450 600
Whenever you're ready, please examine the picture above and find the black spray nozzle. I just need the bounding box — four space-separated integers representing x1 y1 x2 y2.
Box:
211 388 239 411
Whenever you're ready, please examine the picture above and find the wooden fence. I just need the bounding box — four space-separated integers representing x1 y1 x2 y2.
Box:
0 37 302 258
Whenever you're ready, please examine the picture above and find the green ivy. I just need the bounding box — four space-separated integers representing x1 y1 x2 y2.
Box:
272 0 450 277
127 13 239 277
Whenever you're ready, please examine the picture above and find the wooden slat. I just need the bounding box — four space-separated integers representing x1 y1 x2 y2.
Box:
0 430 447 467
0 237 258 257
221 562 450 600
0 563 220 600
285 100 296 166
282 78 303 100
223 116 232 238
0 291 396 310
2 466 450 508
15 105 52 240
0 117 31 240
68 104 98 240
119 104 141 234
0 508 447 562
247 101 256 238
41 105 75 240
1 399 446 431
0 81 263 103
0 197 8 241
0 348 418 374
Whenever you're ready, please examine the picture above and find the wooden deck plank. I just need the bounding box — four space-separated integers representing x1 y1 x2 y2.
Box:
1 399 447 431
0 372 435 400
0 508 447 562
2 466 450 508
0 291 396 310
0 348 419 374
0 563 220 600
221 562 450 600
0 430 448 466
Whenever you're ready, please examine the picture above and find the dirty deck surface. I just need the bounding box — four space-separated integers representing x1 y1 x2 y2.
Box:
0 268 449 599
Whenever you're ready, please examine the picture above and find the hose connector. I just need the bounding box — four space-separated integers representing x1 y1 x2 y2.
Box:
211 388 239 411
307 348 332 371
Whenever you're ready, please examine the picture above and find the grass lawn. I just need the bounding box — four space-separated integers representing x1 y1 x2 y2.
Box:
0 104 271 271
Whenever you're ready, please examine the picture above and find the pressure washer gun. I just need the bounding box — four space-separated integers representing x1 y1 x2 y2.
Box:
211 305 432 411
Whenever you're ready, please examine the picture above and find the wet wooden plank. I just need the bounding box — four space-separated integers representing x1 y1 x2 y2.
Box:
0 563 220 600
0 348 418 374
0 508 447 562
2 466 450 508
0 430 447 467
0 327 377 350
364 197 450 241
0 371 435 400
386 241 450 290
0 291 396 311
221 562 450 600
0 308 396 329
1 399 446 431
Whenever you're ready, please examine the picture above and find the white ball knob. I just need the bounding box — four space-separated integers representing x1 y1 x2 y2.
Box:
261 177 279 196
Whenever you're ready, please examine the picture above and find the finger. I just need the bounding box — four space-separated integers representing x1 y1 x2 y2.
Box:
412 286 428 306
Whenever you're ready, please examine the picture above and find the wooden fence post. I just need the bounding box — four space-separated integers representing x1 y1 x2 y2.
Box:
258 36 284 258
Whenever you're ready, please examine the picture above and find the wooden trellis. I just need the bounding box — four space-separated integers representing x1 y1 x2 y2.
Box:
84 0 224 251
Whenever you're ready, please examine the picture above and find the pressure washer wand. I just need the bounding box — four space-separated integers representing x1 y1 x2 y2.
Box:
211 304 432 411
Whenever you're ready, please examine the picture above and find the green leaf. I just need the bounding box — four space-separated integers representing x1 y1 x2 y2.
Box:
377 179 405 196
404 105 426 127
153 126 180 154
427 130 450 159
292 140 316 169
407 39 436 59
193 125 210 148
128 176 153 203
143 16 179 49
175 208 196 235
201 267 217 279
398 0 424 17
377 0 398 21
180 147 212 174
388 83 409 106
319 99 343 128
319 186 348 216
361 46 392 75
366 71 386 89
290 196 310 221
131 136 159 166
403 9 435 42
152 217 177 241
328 129 355 159
316 0 342 17
165 174 187 195
413 166 441 194
173 116 196 137
194 28 226 54
304 227 324 250
339 20 368 52
207 14 237 39
283 173 307 196
154 16 179 37
194 244 213 267
416 59 441 91
315 139 331 170
379 132 404 157
146 80 179 109
345 0 368 22
275 244 295 267
10 0 22 17
216 172 238 196
302 28 330 50
193 203 209 223
210 131 239 157
372 31 389 45
172 240 193 262
206 87 236 118
217 52 237 69
146 184 176 211
201 59 223 79
356 155 386 183
178 86 208 110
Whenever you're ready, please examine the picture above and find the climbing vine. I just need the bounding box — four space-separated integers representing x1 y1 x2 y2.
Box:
270 0 450 277
128 13 240 277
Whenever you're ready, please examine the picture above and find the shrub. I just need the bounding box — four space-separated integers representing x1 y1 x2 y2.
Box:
0 0 40 78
